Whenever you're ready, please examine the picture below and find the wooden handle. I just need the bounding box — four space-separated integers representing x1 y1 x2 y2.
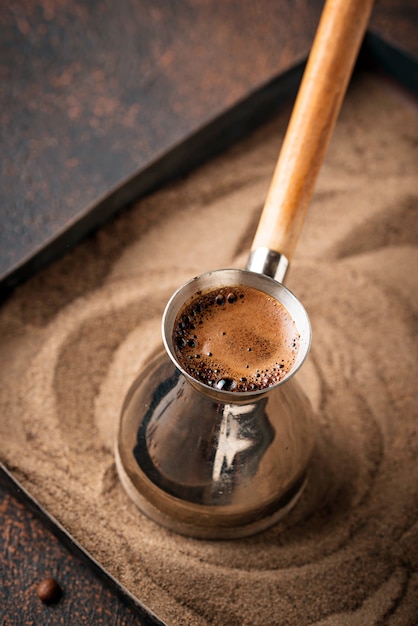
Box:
251 0 375 262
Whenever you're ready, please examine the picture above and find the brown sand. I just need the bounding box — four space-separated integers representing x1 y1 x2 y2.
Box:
1 70 418 625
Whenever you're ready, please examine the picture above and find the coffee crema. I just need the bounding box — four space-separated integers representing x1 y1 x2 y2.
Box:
172 285 299 392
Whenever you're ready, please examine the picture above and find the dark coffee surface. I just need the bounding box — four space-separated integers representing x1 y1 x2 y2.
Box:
173 286 299 391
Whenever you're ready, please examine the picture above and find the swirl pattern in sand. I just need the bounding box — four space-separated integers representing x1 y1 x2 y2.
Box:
1 72 418 625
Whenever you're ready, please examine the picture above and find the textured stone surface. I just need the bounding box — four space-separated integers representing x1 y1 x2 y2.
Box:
0 469 164 625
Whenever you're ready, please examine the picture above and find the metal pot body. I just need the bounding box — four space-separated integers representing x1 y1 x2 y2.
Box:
116 270 314 539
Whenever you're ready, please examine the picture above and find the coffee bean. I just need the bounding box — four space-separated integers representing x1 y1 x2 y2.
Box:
37 577 62 604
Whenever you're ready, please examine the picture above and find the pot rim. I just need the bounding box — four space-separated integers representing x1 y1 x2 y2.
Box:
162 268 311 401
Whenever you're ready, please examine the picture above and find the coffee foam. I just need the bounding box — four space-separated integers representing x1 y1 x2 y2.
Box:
173 285 299 391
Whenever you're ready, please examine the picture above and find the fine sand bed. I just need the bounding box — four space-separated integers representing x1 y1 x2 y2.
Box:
1 71 418 625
